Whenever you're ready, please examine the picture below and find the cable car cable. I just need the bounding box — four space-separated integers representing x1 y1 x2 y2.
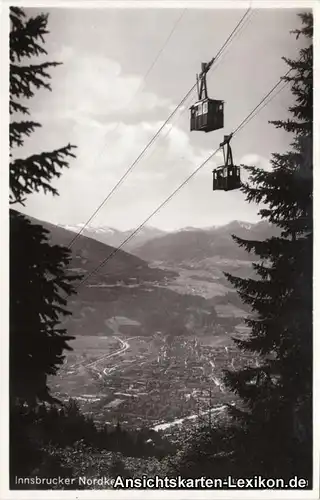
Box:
73 65 292 292
141 9 187 84
67 7 252 250
143 9 255 167
236 80 290 133
65 7 186 247
201 7 252 74
233 65 293 136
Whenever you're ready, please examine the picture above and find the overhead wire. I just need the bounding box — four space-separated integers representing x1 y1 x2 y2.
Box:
141 8 255 167
57 10 186 186
67 7 252 249
109 5 251 334
233 65 293 135
237 80 290 133
138 9 187 85
66 7 186 247
73 63 294 293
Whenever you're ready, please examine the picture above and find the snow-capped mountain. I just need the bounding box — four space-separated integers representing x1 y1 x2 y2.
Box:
131 220 281 263
60 223 119 235
57 220 277 258
58 224 167 251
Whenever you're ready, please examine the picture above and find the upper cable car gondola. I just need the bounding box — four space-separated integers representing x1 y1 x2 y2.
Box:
190 62 224 133
212 134 241 191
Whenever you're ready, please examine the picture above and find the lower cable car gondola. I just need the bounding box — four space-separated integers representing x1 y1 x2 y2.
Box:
212 134 241 191
190 62 224 133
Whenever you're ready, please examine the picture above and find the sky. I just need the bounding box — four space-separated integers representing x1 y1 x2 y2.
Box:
15 5 307 231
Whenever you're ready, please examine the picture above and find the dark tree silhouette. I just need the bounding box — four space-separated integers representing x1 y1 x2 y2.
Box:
10 7 76 205
223 12 313 478
175 12 313 483
9 7 82 486
10 6 78 405
10 211 78 404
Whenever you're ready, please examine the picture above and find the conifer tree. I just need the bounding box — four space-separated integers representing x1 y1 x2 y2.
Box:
175 12 313 482
10 7 78 405
223 11 313 479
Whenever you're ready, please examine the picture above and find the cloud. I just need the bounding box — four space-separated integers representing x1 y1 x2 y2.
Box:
239 154 273 185
40 46 174 125
20 46 268 231
21 108 220 230
240 154 273 171
18 6 297 231
20 44 222 217
65 119 213 189
22 94 251 231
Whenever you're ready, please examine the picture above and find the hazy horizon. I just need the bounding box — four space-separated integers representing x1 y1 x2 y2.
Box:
33 214 265 233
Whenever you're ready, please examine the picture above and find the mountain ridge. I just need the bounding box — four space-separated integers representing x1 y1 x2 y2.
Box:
21 213 224 338
131 220 281 264
24 214 171 285
58 223 168 251
56 219 274 256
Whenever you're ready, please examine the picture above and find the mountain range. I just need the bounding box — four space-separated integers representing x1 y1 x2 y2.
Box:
20 216 279 338
27 216 170 285
59 219 280 264
58 223 167 252
132 220 280 264
23 215 218 337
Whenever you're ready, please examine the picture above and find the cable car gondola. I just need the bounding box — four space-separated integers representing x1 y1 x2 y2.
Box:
190 62 224 133
212 134 241 191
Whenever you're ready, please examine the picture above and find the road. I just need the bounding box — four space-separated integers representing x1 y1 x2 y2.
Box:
153 404 227 432
209 360 225 393
85 336 129 370
102 337 130 376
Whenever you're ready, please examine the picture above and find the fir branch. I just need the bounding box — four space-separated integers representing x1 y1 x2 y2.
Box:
10 61 61 100
10 144 77 204
10 10 49 62
291 14 313 39
9 99 29 115
10 120 41 148
270 119 311 135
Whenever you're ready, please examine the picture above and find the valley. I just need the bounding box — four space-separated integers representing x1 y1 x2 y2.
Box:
49 328 254 435
31 215 276 438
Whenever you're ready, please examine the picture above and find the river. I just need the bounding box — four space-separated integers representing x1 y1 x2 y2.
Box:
153 404 227 432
